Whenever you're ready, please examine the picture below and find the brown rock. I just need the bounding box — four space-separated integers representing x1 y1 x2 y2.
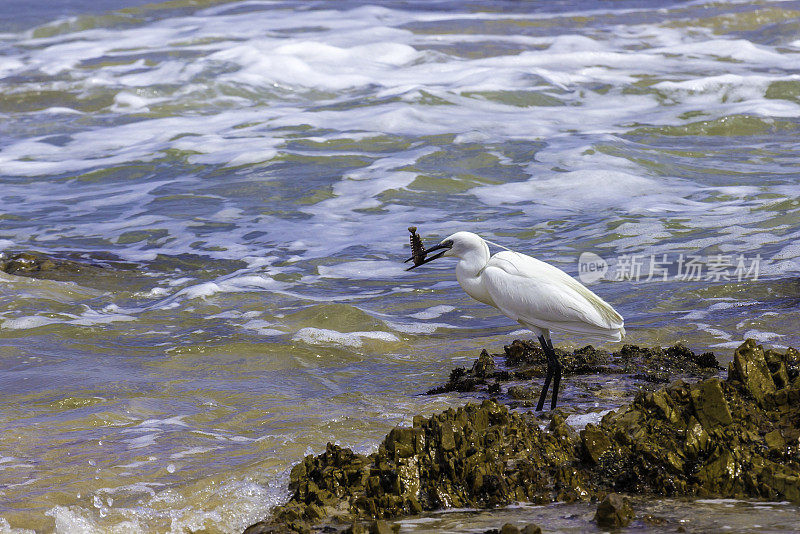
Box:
581 424 611 463
369 520 393 534
242 523 275 534
508 386 538 400
765 430 786 453
343 521 366 534
690 378 733 429
472 349 496 377
731 339 776 404
594 493 634 528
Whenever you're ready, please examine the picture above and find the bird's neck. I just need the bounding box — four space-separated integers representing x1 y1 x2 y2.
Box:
455 246 493 306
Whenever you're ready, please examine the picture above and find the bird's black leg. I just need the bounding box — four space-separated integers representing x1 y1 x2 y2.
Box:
546 337 562 410
535 335 553 411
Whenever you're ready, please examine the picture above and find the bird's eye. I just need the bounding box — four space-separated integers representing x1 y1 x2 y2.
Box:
444 240 454 248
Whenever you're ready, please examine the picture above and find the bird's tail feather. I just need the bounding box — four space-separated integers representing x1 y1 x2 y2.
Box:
521 319 624 343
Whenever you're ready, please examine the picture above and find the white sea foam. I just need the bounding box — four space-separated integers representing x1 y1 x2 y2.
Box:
772 242 800 261
318 260 405 280
0 316 58 330
241 319 285 336
176 275 281 300
566 409 612 429
210 40 419 90
742 330 784 342
45 506 99 534
0 1 791 184
471 168 699 215
0 517 35 534
0 304 135 330
386 321 454 334
168 446 222 460
409 305 456 320
293 327 400 347
0 0 796 279
692 323 733 341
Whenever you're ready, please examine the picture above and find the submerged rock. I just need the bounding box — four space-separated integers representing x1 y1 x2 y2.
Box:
594 493 634 528
1 251 86 276
0 250 136 290
368 520 394 534
0 249 249 292
491 523 542 534
245 340 800 533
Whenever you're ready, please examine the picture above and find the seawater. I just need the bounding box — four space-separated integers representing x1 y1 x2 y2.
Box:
1 0 799 531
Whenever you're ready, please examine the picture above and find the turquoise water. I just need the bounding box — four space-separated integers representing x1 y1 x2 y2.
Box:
1 0 799 531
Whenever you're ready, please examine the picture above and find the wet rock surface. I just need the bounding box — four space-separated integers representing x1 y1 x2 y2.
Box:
0 250 145 292
0 250 247 291
245 340 800 533
486 523 542 534
0 251 113 277
593 493 634 528
251 400 576 533
426 340 722 406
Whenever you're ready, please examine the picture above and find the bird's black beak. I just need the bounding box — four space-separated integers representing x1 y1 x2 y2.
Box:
404 241 452 271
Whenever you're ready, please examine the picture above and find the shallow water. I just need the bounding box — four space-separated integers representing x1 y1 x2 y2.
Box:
1 0 799 532
396 498 800 533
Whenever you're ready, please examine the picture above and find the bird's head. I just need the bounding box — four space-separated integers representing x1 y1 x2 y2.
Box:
405 231 486 270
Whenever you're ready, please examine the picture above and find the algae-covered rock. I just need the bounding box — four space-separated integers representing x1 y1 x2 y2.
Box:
485 525 541 534
588 340 800 502
1 251 101 279
691 378 733 430
242 523 276 534
594 493 634 528
472 349 496 378
580 423 611 464
369 520 394 534
0 250 166 295
503 339 547 366
0 250 247 292
1 252 56 273
764 429 786 453
425 367 478 395
730 339 776 405
507 386 538 400
246 340 800 533
250 400 580 532
427 340 721 404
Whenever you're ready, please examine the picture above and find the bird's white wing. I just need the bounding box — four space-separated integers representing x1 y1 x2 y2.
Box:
482 251 624 339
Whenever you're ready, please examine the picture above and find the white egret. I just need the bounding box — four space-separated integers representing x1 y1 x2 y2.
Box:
407 231 624 410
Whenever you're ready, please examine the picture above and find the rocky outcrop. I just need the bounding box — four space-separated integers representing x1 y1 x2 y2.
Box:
245 340 800 533
247 401 578 534
426 341 721 401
